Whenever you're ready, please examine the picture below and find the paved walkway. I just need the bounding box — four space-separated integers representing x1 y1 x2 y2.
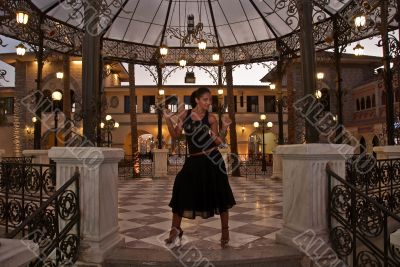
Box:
118 176 283 250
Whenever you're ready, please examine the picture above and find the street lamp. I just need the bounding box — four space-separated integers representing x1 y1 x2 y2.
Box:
157 89 165 149
101 115 119 147
51 90 63 146
253 114 273 173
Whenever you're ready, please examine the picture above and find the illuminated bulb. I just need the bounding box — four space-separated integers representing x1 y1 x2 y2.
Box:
315 90 322 99
114 122 119 128
354 15 366 28
218 89 224 95
353 43 364 56
260 114 267 121
56 72 64 79
253 121 259 128
159 45 168 56
16 43 26 56
212 53 220 61
267 121 273 128
105 115 112 121
51 91 62 101
269 83 276 90
16 11 29 24
159 89 165 96
179 58 187 67
198 39 207 50
317 72 324 80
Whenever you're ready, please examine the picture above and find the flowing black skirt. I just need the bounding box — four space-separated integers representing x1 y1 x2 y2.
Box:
169 149 236 219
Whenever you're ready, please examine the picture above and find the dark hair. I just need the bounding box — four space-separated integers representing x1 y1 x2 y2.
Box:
190 87 211 108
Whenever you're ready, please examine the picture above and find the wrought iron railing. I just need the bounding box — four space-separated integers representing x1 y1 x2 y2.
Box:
327 164 400 267
118 153 153 178
0 162 56 233
346 155 400 213
2 156 33 164
228 154 272 178
167 154 186 175
7 170 80 266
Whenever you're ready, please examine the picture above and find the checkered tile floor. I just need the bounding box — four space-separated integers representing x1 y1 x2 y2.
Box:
118 176 283 250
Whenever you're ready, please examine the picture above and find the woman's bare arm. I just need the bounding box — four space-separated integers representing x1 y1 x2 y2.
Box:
163 109 187 138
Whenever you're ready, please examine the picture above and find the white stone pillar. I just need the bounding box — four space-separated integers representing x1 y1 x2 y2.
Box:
153 148 168 177
22 150 49 164
275 144 354 248
0 238 39 267
373 146 400 160
271 149 282 179
48 147 124 264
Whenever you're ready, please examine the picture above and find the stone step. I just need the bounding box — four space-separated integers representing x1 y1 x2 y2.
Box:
104 244 303 267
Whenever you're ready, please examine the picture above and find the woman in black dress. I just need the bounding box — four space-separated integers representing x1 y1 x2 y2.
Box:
162 87 236 248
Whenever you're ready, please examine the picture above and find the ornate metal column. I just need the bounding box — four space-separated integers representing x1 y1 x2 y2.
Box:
129 63 139 155
218 66 223 131
286 65 296 144
226 65 240 176
381 0 395 145
297 0 319 143
33 15 44 149
333 18 344 144
276 57 284 145
62 54 71 143
82 0 101 145
157 66 163 149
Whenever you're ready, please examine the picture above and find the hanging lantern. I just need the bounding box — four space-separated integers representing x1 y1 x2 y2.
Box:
179 57 187 67
354 15 366 28
16 43 26 56
212 52 220 61
159 45 168 56
198 39 207 50
269 83 276 90
16 11 29 24
353 43 364 56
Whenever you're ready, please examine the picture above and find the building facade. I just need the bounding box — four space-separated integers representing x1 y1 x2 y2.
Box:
0 51 389 157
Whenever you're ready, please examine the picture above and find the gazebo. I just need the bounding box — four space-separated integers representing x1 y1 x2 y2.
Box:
1 0 400 266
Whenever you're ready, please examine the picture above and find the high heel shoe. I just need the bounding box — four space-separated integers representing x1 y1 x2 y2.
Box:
220 227 229 248
164 227 183 247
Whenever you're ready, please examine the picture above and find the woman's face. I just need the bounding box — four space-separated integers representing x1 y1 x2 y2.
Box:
196 92 211 110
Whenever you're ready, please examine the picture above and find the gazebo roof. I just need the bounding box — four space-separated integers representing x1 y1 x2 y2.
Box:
1 0 397 65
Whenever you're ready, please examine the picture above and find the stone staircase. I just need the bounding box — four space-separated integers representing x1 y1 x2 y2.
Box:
104 244 303 267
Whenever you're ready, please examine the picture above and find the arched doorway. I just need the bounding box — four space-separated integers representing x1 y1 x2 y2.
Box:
124 130 154 155
248 131 277 164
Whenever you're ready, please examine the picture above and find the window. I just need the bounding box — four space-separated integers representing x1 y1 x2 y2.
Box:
246 96 259 113
124 96 138 113
366 96 371 109
184 95 191 110
143 96 156 113
361 97 365 110
264 96 276 113
372 94 376 107
0 97 14 115
166 95 178 112
356 99 360 111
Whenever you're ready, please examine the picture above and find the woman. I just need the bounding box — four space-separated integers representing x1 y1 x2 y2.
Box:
162 87 236 248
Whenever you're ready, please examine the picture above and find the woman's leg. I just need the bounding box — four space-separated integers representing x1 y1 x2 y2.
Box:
220 211 229 247
165 212 183 244
171 212 182 229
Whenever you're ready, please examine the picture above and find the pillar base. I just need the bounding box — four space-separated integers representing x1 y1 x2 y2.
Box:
153 148 169 178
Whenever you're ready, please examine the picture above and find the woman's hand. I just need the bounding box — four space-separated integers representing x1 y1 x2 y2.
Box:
221 115 232 131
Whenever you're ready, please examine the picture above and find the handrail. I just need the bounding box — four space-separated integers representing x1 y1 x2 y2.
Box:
326 164 400 221
6 170 80 239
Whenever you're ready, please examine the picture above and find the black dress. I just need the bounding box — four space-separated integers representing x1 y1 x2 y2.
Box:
168 109 236 219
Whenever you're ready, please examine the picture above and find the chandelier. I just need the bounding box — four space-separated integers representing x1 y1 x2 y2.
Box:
166 14 211 50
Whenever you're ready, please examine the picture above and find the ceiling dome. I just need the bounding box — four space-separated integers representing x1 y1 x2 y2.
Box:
2 0 394 64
